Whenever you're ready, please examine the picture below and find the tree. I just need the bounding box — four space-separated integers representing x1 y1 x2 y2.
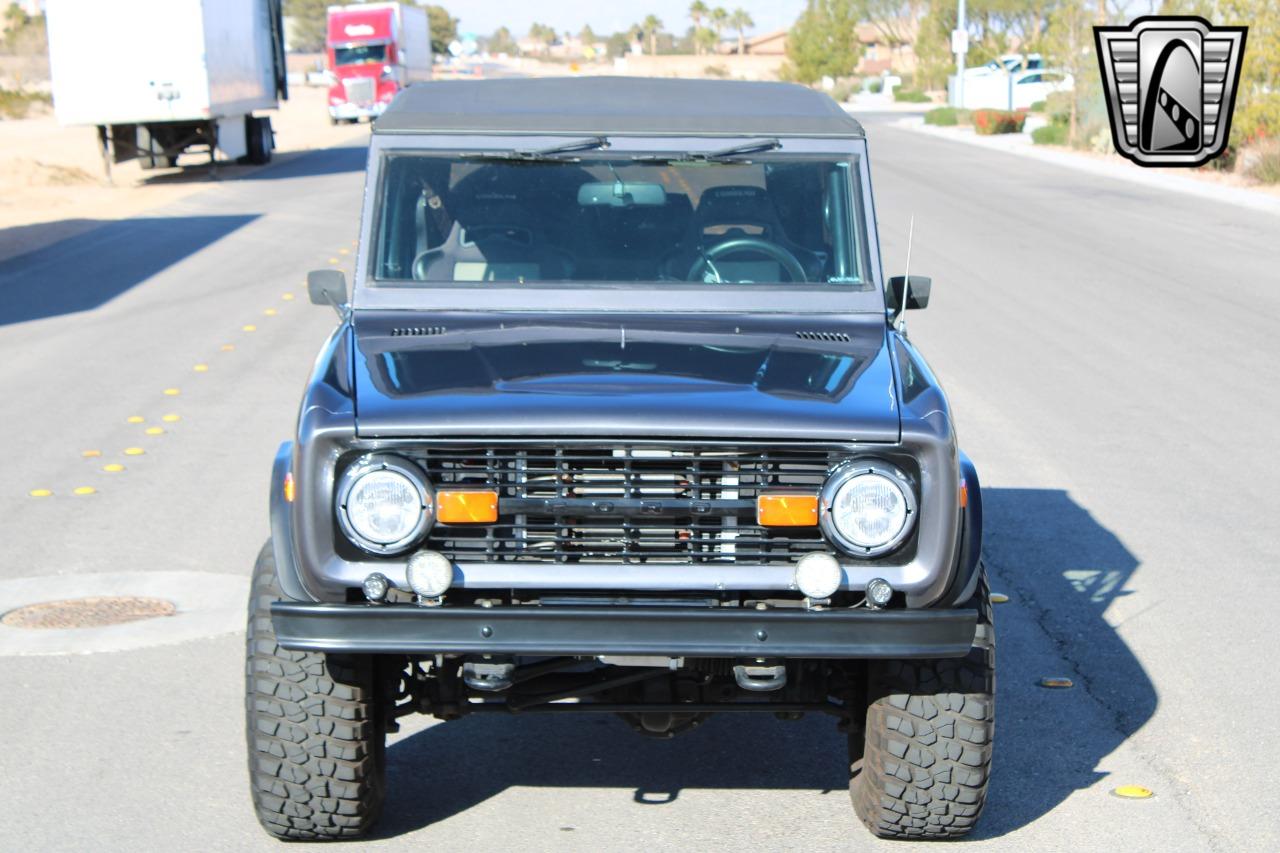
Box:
781 0 863 84
728 8 754 55
283 0 339 53
709 6 729 45
423 5 457 56
641 14 664 55
489 26 518 56
689 1 709 53
1044 0 1094 144
579 24 598 46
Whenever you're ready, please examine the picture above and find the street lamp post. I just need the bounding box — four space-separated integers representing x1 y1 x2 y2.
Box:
953 0 968 108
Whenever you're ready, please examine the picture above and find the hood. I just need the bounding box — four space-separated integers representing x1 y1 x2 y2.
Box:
351 312 900 442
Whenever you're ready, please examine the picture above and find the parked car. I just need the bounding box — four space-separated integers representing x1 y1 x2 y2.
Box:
245 77 995 842
963 67 1073 110
965 53 1044 77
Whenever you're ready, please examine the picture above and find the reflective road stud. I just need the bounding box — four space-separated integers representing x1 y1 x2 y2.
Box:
1112 785 1155 800
124 447 145 456
126 416 144 424
242 325 257 332
263 308 277 316
1039 677 1074 689
282 293 294 300
990 593 1010 604
162 414 181 423
29 489 52 498
163 388 180 396
103 464 125 472
193 364 209 372
82 450 102 458
73 486 96 496
221 344 235 351
145 427 164 436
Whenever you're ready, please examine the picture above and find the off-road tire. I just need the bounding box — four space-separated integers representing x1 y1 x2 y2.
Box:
245 542 386 839
849 569 995 839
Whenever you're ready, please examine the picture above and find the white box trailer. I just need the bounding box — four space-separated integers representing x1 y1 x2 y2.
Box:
45 0 288 178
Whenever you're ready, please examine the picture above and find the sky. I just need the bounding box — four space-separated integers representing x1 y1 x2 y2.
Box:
449 1 809 41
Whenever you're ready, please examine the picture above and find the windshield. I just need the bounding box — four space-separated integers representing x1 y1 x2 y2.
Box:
334 44 387 66
372 152 870 288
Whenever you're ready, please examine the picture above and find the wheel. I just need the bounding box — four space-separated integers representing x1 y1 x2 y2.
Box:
244 542 386 839
849 569 995 839
244 116 273 165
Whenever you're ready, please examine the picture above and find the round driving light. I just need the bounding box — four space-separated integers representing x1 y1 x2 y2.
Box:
336 455 434 554
406 551 454 598
866 577 893 609
820 461 917 557
794 552 843 599
362 572 390 602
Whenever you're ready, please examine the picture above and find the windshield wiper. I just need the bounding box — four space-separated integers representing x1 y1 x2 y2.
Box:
462 136 610 161
635 138 782 164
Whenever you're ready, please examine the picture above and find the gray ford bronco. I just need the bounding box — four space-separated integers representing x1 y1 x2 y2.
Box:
245 77 994 841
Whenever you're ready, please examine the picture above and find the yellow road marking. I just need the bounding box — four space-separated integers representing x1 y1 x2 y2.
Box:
126 415 144 424
339 248 350 255
221 344 235 351
282 293 294 300
328 258 339 265
163 388 180 396
103 463 125 472
123 447 145 456
242 324 257 332
193 364 209 372
29 489 52 497
1112 785 1154 800
73 486 96 496
162 414 181 423
263 308 277 316
81 450 102 458
145 427 164 436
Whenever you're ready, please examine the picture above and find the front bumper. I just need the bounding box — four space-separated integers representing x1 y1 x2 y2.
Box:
329 102 388 120
271 602 979 659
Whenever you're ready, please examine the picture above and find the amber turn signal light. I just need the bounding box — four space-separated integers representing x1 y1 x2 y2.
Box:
437 490 499 524
757 493 819 527
283 472 295 503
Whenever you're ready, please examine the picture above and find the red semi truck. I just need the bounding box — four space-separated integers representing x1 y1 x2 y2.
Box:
326 3 432 124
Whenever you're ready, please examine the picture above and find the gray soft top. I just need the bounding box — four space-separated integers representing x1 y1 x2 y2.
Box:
373 76 865 138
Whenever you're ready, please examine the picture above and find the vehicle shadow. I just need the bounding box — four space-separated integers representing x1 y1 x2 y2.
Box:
377 487 1152 839
0 214 258 326
134 144 369 186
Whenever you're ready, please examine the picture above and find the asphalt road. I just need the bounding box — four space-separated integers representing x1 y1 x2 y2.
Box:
1 114 1277 851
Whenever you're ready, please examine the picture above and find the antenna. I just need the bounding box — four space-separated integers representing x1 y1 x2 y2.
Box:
894 216 914 330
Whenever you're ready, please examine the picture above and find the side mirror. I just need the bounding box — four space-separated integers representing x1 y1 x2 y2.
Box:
888 274 931 311
308 269 348 316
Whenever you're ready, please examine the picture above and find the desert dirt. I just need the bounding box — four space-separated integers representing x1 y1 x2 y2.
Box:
0 86 367 263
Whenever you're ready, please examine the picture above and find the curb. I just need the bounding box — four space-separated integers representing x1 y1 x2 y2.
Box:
893 116 1280 218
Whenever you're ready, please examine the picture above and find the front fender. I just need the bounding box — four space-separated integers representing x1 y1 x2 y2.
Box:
269 440 312 602
934 451 984 607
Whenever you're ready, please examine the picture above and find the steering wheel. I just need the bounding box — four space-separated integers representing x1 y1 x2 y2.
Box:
686 237 807 283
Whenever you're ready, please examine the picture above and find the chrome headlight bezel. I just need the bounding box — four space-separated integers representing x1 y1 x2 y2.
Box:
819 460 917 557
335 453 434 555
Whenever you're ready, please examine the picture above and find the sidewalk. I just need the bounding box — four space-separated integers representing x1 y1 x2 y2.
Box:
891 115 1280 218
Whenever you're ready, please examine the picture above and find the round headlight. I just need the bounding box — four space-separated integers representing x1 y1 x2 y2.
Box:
336 455 433 554
820 461 916 556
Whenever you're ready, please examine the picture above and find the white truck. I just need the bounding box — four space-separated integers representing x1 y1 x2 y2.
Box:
45 0 288 179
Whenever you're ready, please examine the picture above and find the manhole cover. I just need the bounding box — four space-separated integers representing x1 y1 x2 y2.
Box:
2 596 176 629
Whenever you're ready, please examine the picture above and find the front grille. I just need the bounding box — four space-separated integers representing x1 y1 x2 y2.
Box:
412 444 843 565
342 77 376 105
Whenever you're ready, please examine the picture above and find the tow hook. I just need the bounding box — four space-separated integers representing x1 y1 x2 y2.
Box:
733 662 787 692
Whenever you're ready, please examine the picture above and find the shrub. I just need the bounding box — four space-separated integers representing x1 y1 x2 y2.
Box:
894 88 930 103
830 78 861 103
924 106 959 126
703 64 729 79
1029 100 1047 113
0 87 51 120
971 109 1027 135
1031 123 1068 145
1246 141 1280 184
867 78 883 94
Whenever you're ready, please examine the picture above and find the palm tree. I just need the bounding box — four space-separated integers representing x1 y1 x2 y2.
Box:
689 1 709 53
728 8 753 55
641 15 664 56
709 7 728 52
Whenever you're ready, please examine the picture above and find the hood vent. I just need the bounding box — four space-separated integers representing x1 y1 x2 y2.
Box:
795 330 851 343
390 326 447 337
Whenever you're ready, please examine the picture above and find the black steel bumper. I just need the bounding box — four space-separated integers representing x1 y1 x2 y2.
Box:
271 602 978 659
